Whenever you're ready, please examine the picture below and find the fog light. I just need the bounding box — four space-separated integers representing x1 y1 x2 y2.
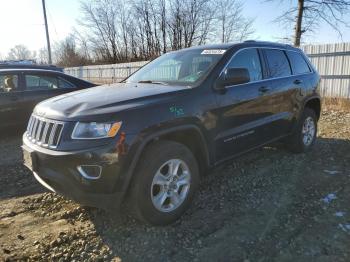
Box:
77 165 102 180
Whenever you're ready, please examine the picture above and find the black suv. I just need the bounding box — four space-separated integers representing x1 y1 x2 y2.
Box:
22 41 321 225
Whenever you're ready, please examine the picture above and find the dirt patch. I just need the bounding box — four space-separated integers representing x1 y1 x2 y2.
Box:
1 111 350 261
322 98 350 112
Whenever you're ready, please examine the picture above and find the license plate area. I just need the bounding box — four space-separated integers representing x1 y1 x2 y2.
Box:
22 145 38 172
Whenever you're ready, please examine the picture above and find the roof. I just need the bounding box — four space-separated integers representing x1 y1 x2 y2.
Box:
184 40 297 51
0 63 63 72
0 68 66 74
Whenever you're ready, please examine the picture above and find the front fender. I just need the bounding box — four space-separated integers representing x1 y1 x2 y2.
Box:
116 123 210 199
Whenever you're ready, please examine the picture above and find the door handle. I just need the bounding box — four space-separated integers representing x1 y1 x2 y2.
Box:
259 86 271 93
294 79 303 85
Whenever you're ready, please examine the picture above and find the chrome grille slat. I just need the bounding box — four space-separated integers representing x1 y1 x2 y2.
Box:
33 119 40 140
38 121 47 143
41 122 50 145
32 117 38 134
29 116 35 134
48 123 58 146
25 115 64 148
44 123 54 144
35 120 43 141
27 116 33 133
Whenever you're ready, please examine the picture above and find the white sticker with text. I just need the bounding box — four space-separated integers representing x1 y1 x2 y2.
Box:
201 49 226 55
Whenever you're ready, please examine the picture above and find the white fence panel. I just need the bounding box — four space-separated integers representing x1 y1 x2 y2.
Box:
64 61 148 84
301 43 350 98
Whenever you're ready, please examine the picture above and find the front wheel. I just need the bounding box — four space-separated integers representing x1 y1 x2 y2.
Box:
129 140 199 225
287 108 318 153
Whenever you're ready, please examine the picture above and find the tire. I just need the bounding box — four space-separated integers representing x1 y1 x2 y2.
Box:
287 108 318 153
128 140 199 225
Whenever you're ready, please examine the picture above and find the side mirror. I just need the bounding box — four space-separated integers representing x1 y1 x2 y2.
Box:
216 67 250 89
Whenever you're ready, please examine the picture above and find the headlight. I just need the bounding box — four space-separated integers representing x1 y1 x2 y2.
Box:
71 121 122 139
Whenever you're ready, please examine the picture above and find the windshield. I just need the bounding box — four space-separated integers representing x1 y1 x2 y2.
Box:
125 49 227 86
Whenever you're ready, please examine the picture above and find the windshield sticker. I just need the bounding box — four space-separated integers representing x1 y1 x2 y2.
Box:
201 49 226 55
170 106 184 117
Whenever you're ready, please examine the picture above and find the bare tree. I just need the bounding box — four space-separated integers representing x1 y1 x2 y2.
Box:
54 36 91 67
167 0 216 49
269 0 350 46
72 28 92 61
6 45 36 60
78 0 121 62
216 0 254 43
133 0 160 59
159 0 167 53
38 47 49 64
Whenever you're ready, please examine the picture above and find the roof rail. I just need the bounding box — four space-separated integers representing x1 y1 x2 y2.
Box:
0 63 63 72
244 40 256 42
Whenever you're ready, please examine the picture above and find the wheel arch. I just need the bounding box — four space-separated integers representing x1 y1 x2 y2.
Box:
303 96 321 120
137 125 210 174
120 125 211 200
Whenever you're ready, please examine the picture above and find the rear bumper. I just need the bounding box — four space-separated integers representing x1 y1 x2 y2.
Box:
22 134 136 209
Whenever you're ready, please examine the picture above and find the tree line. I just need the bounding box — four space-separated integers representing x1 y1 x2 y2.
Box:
71 0 254 66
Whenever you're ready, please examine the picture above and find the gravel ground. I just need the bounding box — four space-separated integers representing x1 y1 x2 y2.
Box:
1 111 350 261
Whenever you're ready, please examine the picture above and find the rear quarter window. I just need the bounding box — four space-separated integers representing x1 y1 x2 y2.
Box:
264 49 291 78
287 51 311 75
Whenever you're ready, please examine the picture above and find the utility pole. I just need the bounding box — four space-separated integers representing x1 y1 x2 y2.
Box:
42 0 52 64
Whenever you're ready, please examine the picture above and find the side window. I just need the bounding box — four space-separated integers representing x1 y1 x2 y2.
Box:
58 78 75 88
228 49 262 82
0 74 19 92
25 75 58 90
287 51 311 75
264 49 291 78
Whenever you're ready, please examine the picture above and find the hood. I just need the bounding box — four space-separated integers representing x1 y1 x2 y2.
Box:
34 82 189 120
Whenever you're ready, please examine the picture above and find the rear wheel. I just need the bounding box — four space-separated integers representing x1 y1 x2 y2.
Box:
129 140 199 225
287 108 318 153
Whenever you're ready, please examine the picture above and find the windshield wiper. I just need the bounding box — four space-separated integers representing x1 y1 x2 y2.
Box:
137 80 169 85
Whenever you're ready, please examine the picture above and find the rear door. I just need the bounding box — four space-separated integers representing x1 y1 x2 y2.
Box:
0 72 23 127
22 72 84 118
46 75 80 98
285 50 314 102
261 48 300 138
21 72 59 123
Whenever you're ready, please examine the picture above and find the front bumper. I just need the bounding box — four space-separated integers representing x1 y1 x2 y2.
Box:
22 134 135 210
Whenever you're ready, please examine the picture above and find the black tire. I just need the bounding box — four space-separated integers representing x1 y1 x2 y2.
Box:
128 140 199 225
287 108 318 153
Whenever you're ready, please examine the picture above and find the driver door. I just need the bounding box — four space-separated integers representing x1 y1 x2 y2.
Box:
0 72 23 128
213 48 274 161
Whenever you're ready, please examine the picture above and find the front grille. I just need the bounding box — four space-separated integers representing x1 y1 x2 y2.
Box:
26 115 64 148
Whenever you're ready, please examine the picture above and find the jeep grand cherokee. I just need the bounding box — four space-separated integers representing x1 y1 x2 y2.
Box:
22 41 321 225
